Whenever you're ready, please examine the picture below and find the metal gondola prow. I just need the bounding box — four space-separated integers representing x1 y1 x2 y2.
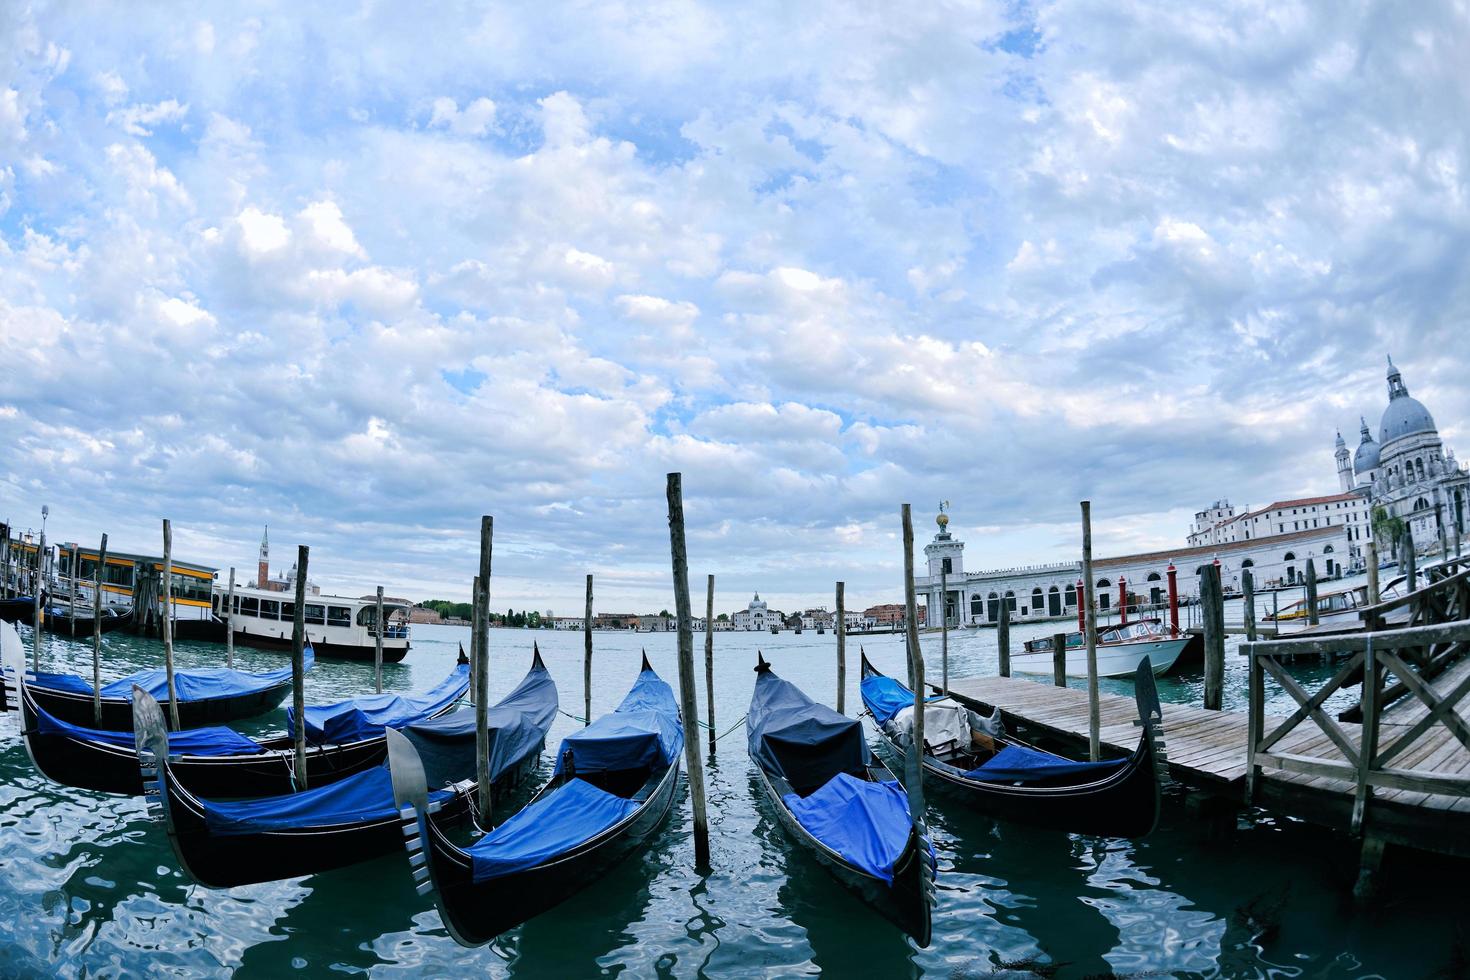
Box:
1 621 25 713
385 727 436 897
132 686 172 826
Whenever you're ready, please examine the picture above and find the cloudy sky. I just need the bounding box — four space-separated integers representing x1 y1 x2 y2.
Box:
2 1 1467 615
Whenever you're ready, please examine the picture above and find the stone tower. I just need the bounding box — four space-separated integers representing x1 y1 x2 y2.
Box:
1335 430 1352 492
257 525 269 589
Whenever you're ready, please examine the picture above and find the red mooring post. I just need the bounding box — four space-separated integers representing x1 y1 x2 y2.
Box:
1118 576 1128 626
1076 578 1085 633
1166 563 1179 636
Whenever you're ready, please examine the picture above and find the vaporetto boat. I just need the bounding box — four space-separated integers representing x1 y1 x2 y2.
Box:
1012 621 1188 679
219 585 412 662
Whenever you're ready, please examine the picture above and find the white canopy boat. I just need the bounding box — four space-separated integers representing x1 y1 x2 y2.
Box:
1012 620 1188 679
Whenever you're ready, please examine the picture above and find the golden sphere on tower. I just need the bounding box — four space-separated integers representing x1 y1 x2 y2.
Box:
936 512 949 528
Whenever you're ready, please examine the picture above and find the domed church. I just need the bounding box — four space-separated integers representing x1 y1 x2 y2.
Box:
1337 357 1469 549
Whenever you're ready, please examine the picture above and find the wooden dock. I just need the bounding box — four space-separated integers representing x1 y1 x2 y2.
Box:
945 615 1470 870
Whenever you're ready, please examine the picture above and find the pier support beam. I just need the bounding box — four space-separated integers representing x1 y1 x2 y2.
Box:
997 600 1010 678
1353 836 1387 903
1366 539 1380 608
291 544 310 787
1201 564 1225 712
1305 559 1319 627
1242 568 1257 643
1052 633 1066 688
92 534 109 725
835 580 846 714
584 574 594 727
1080 501 1100 761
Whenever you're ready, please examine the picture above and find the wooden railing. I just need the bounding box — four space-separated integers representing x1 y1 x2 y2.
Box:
1244 619 1470 834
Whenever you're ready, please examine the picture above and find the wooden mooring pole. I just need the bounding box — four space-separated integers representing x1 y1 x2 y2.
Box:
92 534 108 725
704 574 716 753
162 520 179 730
666 473 711 871
1202 563 1225 711
374 585 385 694
1052 632 1066 688
224 567 235 667
584 573 594 727
475 517 493 815
1401 535 1416 593
32 522 46 673
900 504 927 819
1242 568 1257 643
290 544 309 787
1305 558 1319 626
1366 539 1380 607
69 545 78 639
835 581 847 713
1080 501 1100 761
998 600 1011 678
940 568 949 696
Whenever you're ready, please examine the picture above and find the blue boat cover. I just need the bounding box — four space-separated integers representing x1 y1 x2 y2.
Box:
860 672 945 726
289 662 470 744
200 765 454 836
782 773 915 884
748 666 868 791
962 744 1128 783
30 647 313 702
467 777 639 881
553 666 681 776
32 698 265 756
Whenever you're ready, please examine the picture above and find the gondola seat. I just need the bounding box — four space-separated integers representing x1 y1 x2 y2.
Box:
781 773 922 884
962 744 1128 785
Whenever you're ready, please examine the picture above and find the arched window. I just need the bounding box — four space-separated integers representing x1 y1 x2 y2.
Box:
1031 587 1044 611
1146 572 1161 582
1416 458 1426 481
987 592 1000 622
970 594 982 616
1004 590 1017 613
1064 583 1077 607
1097 578 1111 588
1241 558 1254 568
1283 552 1295 561
1323 544 1334 554
1047 585 1062 616
1414 497 1429 512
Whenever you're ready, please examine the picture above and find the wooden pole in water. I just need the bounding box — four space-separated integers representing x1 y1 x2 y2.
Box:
1202 563 1225 711
468 575 481 705
92 534 108 725
224 567 235 667
290 544 309 787
704 574 716 752
939 568 949 696
900 504 927 818
1365 538 1380 606
162 520 179 730
1080 501 1100 762
665 472 711 871
1305 558 1319 626
69 545 78 639
475 517 493 815
32 525 46 672
584 573 594 727
374 585 385 694
835 580 846 714
1242 567 1257 643
1052 632 1066 688
1401 535 1416 593
998 599 1011 678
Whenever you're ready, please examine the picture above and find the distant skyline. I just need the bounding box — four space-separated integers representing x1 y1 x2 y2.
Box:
2 3 1467 614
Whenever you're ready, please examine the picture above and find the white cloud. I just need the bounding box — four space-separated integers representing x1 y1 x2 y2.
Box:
427 96 497 136
108 98 189 136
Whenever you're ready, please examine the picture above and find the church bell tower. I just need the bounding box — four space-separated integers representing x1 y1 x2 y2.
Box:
1335 431 1352 492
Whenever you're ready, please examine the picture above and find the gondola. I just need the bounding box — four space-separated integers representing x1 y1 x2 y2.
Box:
387 653 682 947
0 595 37 623
3 629 470 796
859 652 1164 838
40 604 133 636
132 649 557 888
1 643 313 731
748 654 934 946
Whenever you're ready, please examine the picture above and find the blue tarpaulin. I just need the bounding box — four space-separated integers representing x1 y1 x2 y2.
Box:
963 744 1128 783
748 665 868 791
859 672 946 726
468 777 638 881
33 699 265 755
289 662 469 744
782 773 915 884
553 666 681 776
29 648 314 702
201 765 455 835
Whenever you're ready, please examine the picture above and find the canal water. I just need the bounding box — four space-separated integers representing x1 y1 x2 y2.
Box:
0 618 1461 977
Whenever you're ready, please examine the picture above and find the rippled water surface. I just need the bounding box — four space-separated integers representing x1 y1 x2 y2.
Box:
1 615 1462 978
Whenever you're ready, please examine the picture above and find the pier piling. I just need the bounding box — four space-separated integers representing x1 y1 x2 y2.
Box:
290 544 309 787
69 546 77 639
1080 501 1100 761
225 567 235 667
1401 536 1416 593
92 534 108 725
1242 568 1257 643
1366 539 1380 608
1201 563 1225 711
584 574 594 727
162 520 179 730
705 574 716 752
665 473 711 871
940 568 949 696
32 522 45 673
1052 633 1066 688
835 581 846 713
475 517 493 815
1167 563 1179 635
900 504 927 819
998 601 1011 678
1305 559 1319 626
374 586 385 694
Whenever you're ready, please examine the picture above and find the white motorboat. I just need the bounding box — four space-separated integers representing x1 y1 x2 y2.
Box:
1012 621 1188 679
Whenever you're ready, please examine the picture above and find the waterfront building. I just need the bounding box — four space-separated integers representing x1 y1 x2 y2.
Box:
1186 493 1370 562
915 511 1349 629
861 603 926 627
731 593 771 631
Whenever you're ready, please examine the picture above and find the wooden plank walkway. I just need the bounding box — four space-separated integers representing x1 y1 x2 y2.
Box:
945 666 1470 859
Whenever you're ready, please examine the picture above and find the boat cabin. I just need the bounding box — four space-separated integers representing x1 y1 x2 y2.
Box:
219 585 412 661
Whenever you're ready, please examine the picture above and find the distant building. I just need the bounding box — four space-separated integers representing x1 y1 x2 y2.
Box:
730 593 771 631
252 526 319 595
594 612 639 630
862 603 925 627
552 616 584 630
1187 493 1368 563
408 607 443 625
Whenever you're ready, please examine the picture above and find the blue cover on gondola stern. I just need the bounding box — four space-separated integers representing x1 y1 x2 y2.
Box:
553 667 681 777
781 773 918 885
748 668 868 791
467 777 639 881
32 699 265 756
200 765 455 836
289 662 470 743
962 744 1128 783
860 673 948 726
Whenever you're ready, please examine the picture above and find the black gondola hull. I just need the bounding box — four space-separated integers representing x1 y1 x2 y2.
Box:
0 597 35 623
9 676 293 731
231 629 409 663
421 761 681 946
41 611 133 635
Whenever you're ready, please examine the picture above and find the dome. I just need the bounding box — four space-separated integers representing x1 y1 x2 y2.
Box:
1380 395 1436 445
1353 417 1379 474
